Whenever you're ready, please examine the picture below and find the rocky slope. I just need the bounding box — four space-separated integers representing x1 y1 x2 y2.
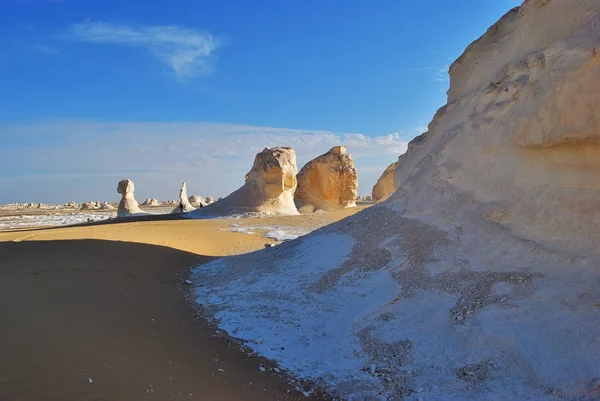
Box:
191 1 600 399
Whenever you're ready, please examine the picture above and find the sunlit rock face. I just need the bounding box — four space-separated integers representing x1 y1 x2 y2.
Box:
116 178 142 217
295 146 358 212
190 147 299 216
372 161 396 203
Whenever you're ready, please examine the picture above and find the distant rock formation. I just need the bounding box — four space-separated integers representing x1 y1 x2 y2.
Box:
171 182 196 214
371 161 397 203
141 198 160 206
189 147 299 216
295 146 358 212
188 195 205 207
80 201 96 210
205 196 215 204
117 178 143 217
100 201 115 210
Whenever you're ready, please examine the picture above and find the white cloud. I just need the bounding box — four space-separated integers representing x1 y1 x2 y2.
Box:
0 121 417 203
69 21 220 80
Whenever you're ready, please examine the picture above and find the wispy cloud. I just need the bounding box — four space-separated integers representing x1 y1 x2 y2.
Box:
0 121 415 203
31 44 59 54
68 21 221 80
409 65 450 83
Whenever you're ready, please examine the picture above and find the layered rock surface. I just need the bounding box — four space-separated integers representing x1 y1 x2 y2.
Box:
188 147 299 217
116 178 143 217
191 1 600 399
294 146 358 212
371 161 397 203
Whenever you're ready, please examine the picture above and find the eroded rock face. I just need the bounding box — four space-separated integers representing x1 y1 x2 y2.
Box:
295 146 358 211
189 147 298 216
371 161 397 203
190 2 600 399
117 178 142 217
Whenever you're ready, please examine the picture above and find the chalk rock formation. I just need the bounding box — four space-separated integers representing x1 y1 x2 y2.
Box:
371 161 397 203
295 146 358 211
100 201 114 210
171 182 196 214
80 201 96 210
189 147 299 217
205 197 215 204
298 204 315 214
190 1 600 399
188 195 205 207
117 178 143 217
141 198 159 206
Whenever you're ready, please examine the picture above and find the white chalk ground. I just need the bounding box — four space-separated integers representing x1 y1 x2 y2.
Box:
224 224 313 241
0 212 116 229
192 205 600 400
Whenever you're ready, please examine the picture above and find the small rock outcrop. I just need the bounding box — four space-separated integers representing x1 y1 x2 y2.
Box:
205 197 215 204
100 201 115 210
171 182 196 214
141 198 160 206
371 161 397 203
188 195 205 207
189 147 299 216
117 178 143 217
295 146 358 211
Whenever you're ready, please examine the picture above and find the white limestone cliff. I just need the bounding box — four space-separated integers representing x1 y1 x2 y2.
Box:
190 1 600 399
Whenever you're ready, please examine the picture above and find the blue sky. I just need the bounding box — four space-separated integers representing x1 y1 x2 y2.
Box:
0 0 521 203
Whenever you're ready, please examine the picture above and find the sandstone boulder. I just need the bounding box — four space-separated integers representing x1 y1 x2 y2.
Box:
371 161 397 203
171 182 196 214
117 178 143 217
189 147 298 216
295 146 358 211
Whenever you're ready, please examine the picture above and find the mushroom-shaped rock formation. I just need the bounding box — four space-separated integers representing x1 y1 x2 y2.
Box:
371 161 397 203
116 178 143 217
294 146 358 211
189 147 299 217
190 1 600 399
171 182 196 214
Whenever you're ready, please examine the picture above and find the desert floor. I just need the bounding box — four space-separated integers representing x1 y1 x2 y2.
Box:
0 206 367 401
